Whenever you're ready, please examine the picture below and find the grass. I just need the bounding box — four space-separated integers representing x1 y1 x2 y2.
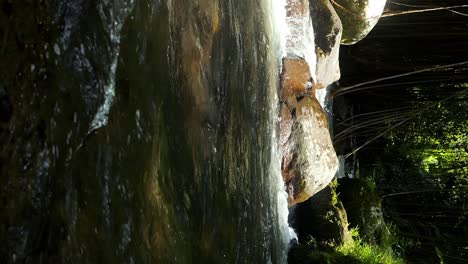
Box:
293 228 403 264
334 228 403 264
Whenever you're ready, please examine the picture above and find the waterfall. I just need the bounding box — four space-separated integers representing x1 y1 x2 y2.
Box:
89 0 134 133
2 0 325 263
283 0 318 84
268 0 298 253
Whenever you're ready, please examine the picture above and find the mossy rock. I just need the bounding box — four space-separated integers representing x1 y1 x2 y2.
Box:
337 177 386 244
331 0 387 45
289 183 351 245
309 0 342 88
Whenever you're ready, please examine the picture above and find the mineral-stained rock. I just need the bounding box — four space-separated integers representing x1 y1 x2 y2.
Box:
280 56 312 101
280 96 339 206
175 0 219 121
310 0 343 89
279 103 294 148
331 0 387 45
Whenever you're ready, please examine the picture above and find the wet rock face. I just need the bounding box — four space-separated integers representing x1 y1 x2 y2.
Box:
0 86 12 123
0 2 138 261
331 0 387 45
310 0 343 89
1 1 292 262
280 96 339 206
174 0 219 115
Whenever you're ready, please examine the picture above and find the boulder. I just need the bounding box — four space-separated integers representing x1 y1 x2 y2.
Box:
279 103 294 148
279 0 339 206
289 184 352 245
280 56 312 102
310 0 343 89
281 96 339 206
331 0 387 45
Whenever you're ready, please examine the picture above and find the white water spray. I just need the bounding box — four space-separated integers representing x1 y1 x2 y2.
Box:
89 1 134 133
283 0 318 85
267 0 299 255
315 87 329 110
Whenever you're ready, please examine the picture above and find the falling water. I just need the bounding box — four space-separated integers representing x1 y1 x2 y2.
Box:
268 0 299 255
89 0 135 132
269 0 300 247
0 0 316 263
283 0 318 84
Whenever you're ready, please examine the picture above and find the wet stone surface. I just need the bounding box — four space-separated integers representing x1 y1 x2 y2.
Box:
0 1 289 263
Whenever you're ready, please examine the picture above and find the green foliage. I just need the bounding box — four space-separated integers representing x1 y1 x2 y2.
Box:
376 106 468 262
335 228 403 264
293 228 403 264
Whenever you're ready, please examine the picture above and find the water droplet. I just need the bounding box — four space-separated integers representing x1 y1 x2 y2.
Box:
54 44 61 56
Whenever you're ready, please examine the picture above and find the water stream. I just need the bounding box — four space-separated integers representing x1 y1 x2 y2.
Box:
0 0 333 263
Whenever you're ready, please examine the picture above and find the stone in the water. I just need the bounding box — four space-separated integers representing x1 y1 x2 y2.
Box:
280 56 312 101
310 0 343 89
280 96 339 206
332 0 387 45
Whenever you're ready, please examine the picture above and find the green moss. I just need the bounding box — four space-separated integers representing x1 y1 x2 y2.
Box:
329 179 339 206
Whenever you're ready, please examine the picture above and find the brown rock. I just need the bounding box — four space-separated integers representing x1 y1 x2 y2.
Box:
174 0 220 110
280 56 312 101
279 102 293 148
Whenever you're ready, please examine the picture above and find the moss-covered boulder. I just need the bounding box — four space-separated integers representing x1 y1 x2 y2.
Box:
337 177 387 244
310 0 343 88
289 183 351 245
331 0 387 45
